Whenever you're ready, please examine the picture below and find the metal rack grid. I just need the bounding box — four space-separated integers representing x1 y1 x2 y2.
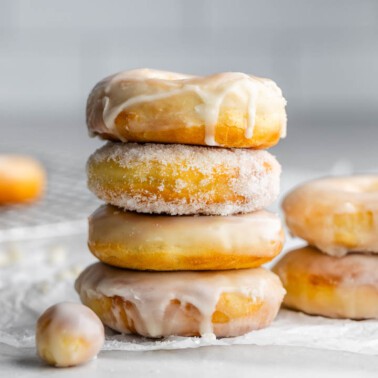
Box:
0 146 100 242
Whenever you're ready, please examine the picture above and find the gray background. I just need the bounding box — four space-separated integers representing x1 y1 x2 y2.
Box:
1 0 378 171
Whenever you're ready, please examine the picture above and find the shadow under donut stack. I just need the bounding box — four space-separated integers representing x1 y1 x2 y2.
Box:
274 176 378 319
76 69 288 338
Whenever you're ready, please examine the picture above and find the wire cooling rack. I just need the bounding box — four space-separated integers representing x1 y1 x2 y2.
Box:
0 147 100 242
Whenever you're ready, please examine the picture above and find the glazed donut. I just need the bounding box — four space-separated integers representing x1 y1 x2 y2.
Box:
273 246 378 319
75 262 285 338
86 69 287 149
0 155 45 204
87 142 281 216
88 205 284 270
283 175 378 256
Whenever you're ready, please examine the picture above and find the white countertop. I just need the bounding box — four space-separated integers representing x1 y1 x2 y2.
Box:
2 342 378 378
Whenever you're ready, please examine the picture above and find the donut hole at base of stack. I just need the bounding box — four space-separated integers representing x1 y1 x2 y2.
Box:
75 263 285 338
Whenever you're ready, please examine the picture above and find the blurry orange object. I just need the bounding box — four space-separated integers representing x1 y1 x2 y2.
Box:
0 155 46 204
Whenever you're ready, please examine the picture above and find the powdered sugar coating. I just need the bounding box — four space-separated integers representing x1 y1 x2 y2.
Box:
87 142 281 215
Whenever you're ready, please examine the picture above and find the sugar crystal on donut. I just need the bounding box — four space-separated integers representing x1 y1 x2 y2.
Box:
87 142 281 215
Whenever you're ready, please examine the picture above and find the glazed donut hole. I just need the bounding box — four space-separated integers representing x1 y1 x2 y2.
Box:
36 302 104 367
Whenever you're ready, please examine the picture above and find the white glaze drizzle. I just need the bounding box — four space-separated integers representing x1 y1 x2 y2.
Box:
75 263 285 338
44 302 104 339
101 69 270 146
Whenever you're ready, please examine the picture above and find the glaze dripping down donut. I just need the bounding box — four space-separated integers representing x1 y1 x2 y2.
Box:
87 69 287 148
75 263 285 338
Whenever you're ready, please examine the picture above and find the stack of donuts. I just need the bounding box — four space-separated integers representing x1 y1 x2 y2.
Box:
274 176 378 319
75 69 288 338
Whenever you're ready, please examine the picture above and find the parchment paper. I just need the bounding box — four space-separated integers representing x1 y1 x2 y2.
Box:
1 233 377 355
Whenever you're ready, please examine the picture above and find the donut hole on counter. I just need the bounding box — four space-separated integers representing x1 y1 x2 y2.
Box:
36 302 104 367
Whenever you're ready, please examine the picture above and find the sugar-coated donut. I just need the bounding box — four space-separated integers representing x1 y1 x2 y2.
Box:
36 302 104 367
283 175 378 256
87 69 287 148
87 142 281 216
75 262 285 338
0 155 45 204
273 246 378 319
88 205 284 270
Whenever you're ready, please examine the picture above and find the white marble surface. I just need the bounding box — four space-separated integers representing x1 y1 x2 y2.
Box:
2 342 378 378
